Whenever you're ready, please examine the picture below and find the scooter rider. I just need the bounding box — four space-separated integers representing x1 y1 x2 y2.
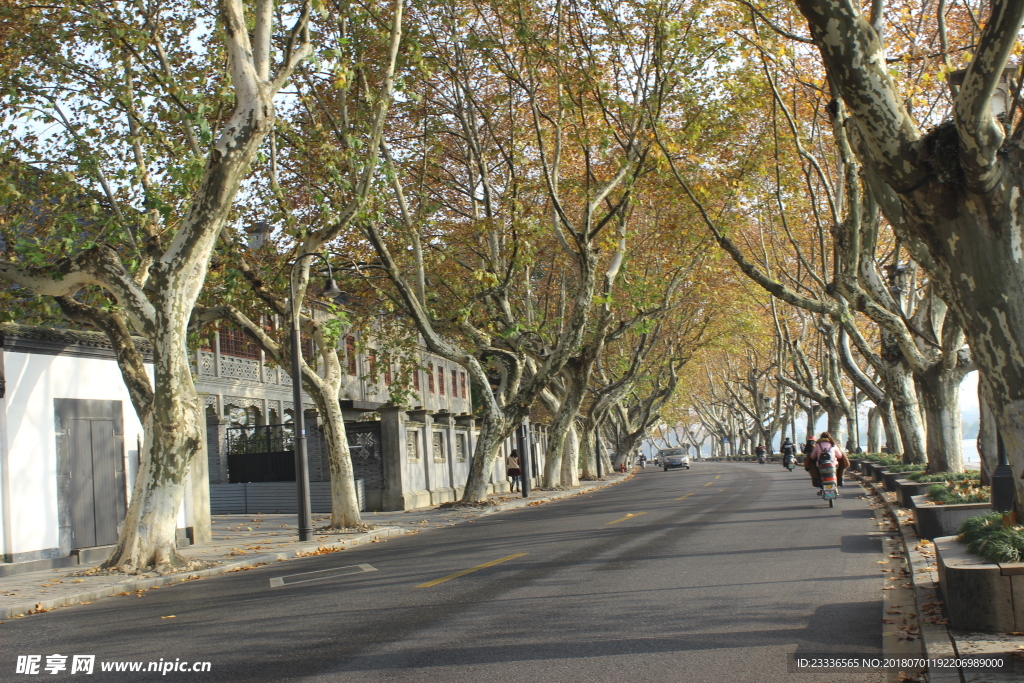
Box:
755 444 767 464
804 432 850 491
781 437 797 470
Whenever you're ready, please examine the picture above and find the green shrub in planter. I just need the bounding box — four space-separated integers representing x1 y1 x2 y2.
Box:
927 480 989 505
958 513 1024 563
907 470 980 483
868 454 906 468
885 464 926 475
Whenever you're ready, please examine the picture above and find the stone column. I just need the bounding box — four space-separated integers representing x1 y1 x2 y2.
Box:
380 405 407 511
206 416 229 484
435 412 456 504
188 424 212 544
304 409 325 482
455 416 477 499
409 409 433 501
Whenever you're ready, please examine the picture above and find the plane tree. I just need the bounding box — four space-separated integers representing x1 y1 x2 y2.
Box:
192 0 405 529
788 0 1024 500
342 0 701 501
0 0 312 570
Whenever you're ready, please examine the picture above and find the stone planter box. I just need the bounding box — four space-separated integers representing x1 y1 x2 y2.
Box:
848 458 863 472
872 466 890 484
911 495 992 540
883 470 919 492
935 535 1024 632
865 462 888 480
895 479 929 508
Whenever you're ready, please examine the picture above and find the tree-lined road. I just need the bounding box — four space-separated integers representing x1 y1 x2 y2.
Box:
3 465 886 682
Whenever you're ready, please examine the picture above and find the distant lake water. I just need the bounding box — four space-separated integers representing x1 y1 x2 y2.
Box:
963 438 981 468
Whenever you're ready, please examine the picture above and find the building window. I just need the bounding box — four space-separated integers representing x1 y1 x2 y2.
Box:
427 363 435 393
219 326 260 359
438 365 445 395
456 433 467 462
451 369 457 398
384 361 392 386
432 431 445 462
406 430 420 463
413 366 421 391
368 350 377 379
346 336 356 375
460 371 467 398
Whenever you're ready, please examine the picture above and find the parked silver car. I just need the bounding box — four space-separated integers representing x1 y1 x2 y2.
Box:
658 448 691 471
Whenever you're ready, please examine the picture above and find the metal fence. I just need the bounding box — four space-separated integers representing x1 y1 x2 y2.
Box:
226 424 293 454
226 424 294 483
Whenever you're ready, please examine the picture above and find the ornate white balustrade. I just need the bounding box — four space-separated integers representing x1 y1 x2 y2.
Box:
219 354 261 381
198 350 215 377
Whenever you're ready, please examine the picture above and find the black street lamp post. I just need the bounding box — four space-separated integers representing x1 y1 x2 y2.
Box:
517 421 531 498
289 252 341 542
992 431 1015 513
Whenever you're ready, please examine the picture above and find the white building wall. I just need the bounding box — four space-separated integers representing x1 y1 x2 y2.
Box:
0 351 148 561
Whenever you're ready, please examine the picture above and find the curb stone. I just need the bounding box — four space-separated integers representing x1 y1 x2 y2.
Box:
855 473 962 683
1 472 633 621
0 526 406 620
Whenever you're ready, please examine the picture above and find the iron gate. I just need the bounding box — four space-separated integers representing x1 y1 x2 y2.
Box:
226 424 294 483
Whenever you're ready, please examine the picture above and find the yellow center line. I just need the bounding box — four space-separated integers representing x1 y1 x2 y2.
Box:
675 492 694 501
416 553 527 588
606 512 648 525
703 481 713 486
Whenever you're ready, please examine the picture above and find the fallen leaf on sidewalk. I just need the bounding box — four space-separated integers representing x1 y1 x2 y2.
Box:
161 615 175 619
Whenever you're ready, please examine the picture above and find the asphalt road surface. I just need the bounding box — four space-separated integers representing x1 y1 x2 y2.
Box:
2 463 886 682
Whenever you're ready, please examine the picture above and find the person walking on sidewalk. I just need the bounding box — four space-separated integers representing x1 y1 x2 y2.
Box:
507 450 522 493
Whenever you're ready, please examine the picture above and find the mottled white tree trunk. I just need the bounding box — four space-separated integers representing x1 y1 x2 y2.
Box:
579 422 599 479
105 329 203 570
543 377 586 487
866 407 881 453
462 414 509 501
317 392 361 528
917 365 967 473
978 376 999 484
561 423 580 486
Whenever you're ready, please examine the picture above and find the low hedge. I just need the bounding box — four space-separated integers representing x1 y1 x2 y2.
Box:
861 454 906 468
855 453 893 463
882 464 927 475
927 479 990 505
906 470 980 483
958 513 1024 563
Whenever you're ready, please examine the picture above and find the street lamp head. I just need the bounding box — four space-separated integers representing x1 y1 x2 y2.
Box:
320 277 343 299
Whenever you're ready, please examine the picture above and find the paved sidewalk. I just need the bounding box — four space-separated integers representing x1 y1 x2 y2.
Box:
0 473 631 621
856 472 1024 683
